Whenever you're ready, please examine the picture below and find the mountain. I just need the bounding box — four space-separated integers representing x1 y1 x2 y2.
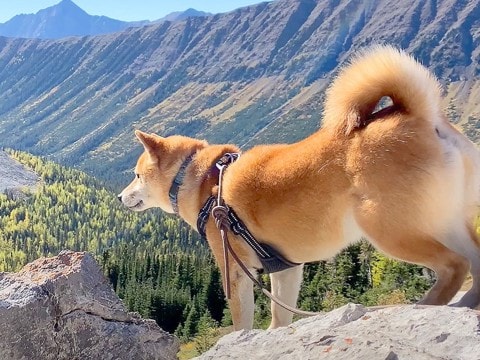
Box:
0 0 148 39
0 0 478 181
0 0 209 40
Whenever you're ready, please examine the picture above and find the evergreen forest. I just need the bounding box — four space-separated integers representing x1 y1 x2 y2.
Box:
0 150 450 354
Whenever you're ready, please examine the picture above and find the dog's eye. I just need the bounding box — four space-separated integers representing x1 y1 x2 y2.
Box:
135 173 140 179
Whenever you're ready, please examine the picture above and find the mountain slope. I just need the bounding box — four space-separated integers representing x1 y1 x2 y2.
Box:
0 0 478 180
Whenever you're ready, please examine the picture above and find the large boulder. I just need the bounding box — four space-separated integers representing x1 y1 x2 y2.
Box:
0 251 179 360
198 303 480 360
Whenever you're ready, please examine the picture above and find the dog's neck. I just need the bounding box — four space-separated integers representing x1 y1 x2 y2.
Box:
175 143 240 229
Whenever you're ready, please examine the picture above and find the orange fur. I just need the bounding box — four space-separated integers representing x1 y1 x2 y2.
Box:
119 46 480 330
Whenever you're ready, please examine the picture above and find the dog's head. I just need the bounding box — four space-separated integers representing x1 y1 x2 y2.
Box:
118 130 207 213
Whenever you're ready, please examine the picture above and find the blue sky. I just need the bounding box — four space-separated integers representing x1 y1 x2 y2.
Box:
0 0 267 23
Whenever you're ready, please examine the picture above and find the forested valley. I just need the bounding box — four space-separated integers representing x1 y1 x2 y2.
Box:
0 150 442 354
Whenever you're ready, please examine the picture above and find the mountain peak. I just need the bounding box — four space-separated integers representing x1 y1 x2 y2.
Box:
43 0 88 17
56 0 83 9
0 2 211 39
58 0 77 6
0 0 141 39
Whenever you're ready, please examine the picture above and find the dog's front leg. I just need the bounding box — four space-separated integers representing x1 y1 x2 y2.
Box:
227 264 255 330
268 264 304 329
206 230 255 330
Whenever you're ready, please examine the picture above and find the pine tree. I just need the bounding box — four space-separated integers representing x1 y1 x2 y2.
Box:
194 310 220 355
180 303 199 340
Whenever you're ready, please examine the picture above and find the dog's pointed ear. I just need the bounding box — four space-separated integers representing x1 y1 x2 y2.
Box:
135 130 163 156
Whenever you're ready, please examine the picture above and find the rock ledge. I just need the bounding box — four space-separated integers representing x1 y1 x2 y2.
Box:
198 303 480 360
0 250 179 360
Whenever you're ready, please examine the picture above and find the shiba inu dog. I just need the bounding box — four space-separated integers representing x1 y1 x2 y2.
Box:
119 46 480 330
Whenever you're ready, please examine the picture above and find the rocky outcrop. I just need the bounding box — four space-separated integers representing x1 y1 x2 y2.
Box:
198 303 480 360
0 150 38 193
0 251 179 360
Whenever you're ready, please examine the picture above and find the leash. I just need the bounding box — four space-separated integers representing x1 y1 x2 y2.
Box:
212 155 321 318
212 205 322 317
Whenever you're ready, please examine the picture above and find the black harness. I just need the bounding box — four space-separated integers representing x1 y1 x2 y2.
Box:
196 153 301 274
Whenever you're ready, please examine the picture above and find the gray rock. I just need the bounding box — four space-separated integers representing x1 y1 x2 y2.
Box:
198 303 480 360
0 151 39 193
0 250 179 360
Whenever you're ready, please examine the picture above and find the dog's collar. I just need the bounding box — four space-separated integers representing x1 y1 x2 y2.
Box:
169 154 195 215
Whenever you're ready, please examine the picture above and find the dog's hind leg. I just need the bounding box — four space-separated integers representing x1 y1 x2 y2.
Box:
268 264 304 329
417 248 470 306
447 224 480 308
364 232 470 305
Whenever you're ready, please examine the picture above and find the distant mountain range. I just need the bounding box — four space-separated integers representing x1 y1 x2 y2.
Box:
0 0 478 182
160 8 213 23
0 0 210 39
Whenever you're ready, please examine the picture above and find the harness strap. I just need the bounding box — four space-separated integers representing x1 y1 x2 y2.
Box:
227 207 301 273
227 208 270 258
198 196 302 274
197 195 216 238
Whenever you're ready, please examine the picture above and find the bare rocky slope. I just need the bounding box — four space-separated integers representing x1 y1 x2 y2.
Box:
0 0 478 179
0 150 39 192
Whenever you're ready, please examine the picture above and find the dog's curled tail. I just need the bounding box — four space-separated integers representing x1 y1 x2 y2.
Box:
323 45 443 135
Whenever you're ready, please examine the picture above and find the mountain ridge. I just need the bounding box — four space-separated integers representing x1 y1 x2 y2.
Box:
0 0 478 181
0 0 210 39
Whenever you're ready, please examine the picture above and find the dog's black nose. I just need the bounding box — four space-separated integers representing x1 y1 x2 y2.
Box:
117 194 123 202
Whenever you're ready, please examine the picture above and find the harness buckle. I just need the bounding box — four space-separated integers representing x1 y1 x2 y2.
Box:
216 153 240 170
